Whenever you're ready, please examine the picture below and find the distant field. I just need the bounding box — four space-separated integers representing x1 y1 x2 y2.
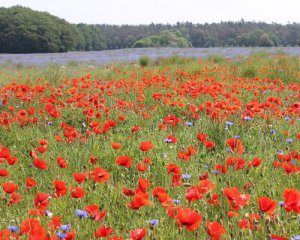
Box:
0 53 299 239
0 47 300 67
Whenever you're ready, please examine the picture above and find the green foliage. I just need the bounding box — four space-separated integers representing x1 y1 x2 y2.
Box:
139 55 150 67
242 66 257 78
0 6 106 53
155 55 196 66
132 30 192 48
75 24 106 51
0 6 76 53
208 55 225 63
237 29 278 47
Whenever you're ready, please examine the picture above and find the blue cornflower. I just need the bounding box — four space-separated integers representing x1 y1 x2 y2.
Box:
185 122 194 127
270 129 276 134
226 148 232 153
203 165 209 169
244 116 252 121
285 116 291 121
172 199 181 205
148 219 159 226
286 138 293 144
277 150 284 154
56 232 67 239
164 138 172 143
0 101 3 106
278 201 285 207
75 209 88 219
181 174 191 180
60 224 70 232
291 161 297 166
291 235 300 240
45 209 53 218
7 226 19 232
225 121 233 127
234 135 240 139
212 170 220 175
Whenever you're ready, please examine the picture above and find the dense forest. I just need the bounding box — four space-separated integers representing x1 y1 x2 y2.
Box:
0 6 300 53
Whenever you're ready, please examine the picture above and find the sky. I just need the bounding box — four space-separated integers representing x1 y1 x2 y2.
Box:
0 0 299 25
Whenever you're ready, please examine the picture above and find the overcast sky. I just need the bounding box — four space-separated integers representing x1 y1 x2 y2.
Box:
1 0 299 25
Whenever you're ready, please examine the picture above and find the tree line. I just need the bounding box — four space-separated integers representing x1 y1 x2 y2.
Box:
0 6 299 53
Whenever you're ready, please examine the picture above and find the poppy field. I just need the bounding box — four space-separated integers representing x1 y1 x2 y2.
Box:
0 53 299 240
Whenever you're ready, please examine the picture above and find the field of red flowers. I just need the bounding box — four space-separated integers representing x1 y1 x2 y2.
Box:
0 54 299 239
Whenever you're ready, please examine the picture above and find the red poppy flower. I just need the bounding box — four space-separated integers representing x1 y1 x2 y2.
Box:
249 157 262 167
258 196 277 216
140 141 154 151
33 158 48 170
53 180 68 198
128 192 153 209
90 167 111 183
94 227 113 238
227 211 239 218
164 114 180 126
6 156 18 165
226 138 244 155
26 177 37 189
167 135 177 143
143 157 152 164
207 194 220 205
39 139 48 145
90 156 98 164
167 163 181 174
0 169 10 177
19 219 48 239
130 228 146 240
7 192 22 206
85 204 107 221
111 142 122 150
73 172 86 184
57 156 69 169
137 162 148 172
70 187 85 199
283 188 300 213
123 187 135 196
34 192 49 210
215 164 227 174
115 155 132 168
186 186 203 203
36 146 47 154
176 207 202 231
49 216 61 230
223 187 251 211
205 141 216 149
197 132 207 143
2 182 19 193
29 149 38 159
206 221 226 240
131 125 141 133
172 174 182 186
137 178 150 193
270 235 288 240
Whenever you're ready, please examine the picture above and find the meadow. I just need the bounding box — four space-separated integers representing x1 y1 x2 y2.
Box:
0 53 299 240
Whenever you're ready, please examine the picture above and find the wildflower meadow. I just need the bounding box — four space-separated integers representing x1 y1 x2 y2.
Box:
0 53 299 239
